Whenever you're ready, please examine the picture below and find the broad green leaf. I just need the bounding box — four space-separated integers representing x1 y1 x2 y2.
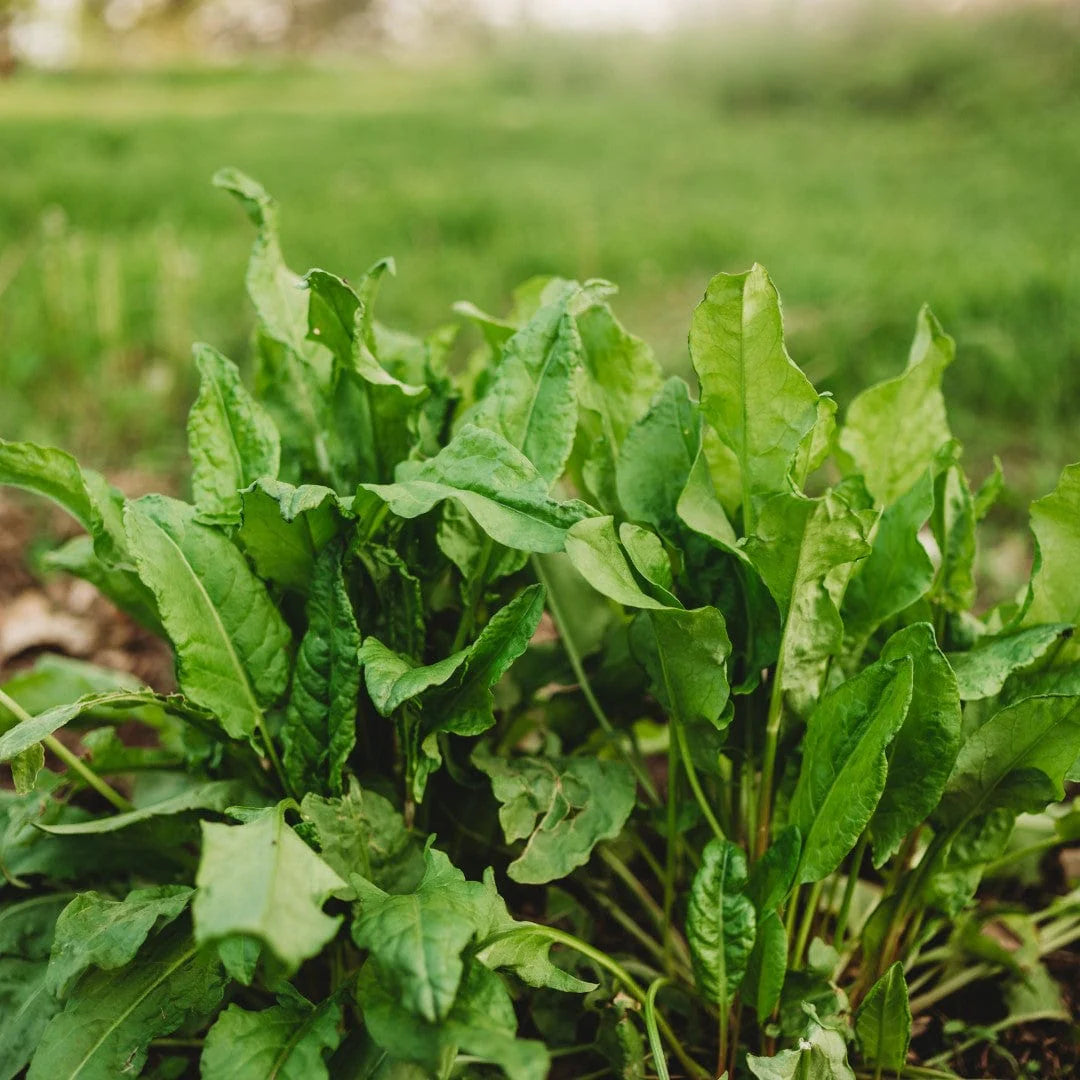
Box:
791 659 913 884
676 434 742 555
37 779 250 835
214 168 325 369
931 457 976 613
742 910 787 1018
690 265 820 523
746 825 801 912
947 624 1072 700
359 639 466 715
0 894 71 959
306 267 427 486
843 468 936 642
187 343 280 524
27 924 225 1080
351 846 487 1022
125 495 292 740
301 778 423 894
792 395 837 487
194 803 345 974
357 957 548 1080
564 516 667 610
747 490 875 717
0 657 140 730
747 1022 855 1080
1026 462 1080 627
473 747 636 884
868 624 961 866
838 306 953 506
854 962 911 1072
620 522 676 599
572 300 664 510
615 377 701 537
283 542 361 796
363 425 595 553
632 606 732 730
425 584 545 736
201 992 342 1080
238 478 352 591
46 885 193 997
463 283 582 485
0 959 60 1080
686 837 756 1007
934 695 1080 832
0 439 127 565
437 500 527 589
473 871 595 993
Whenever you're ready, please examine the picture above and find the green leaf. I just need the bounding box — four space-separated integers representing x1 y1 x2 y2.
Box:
214 168 324 368
0 958 60 1080
931 456 977 613
305 267 427 486
238 478 351 591
747 825 801 912
425 584 546 736
11 744 45 794
747 1021 856 1080
632 606 732 730
838 306 953 506
473 747 636 884
854 962 911 1071
843 467 936 642
742 909 787 1019
358 957 548 1080
37 779 250 835
188 343 280 524
947 624 1072 700
0 439 127 565
359 639 466 716
792 395 838 487
300 778 422 894
934 695 1080 832
791 659 913 884
351 846 487 1022
283 542 361 796
473 871 595 993
1026 462 1080 627
564 516 667 610
615 377 701 537
125 494 292 740
201 992 342 1080
194 802 345 974
0 894 71 959
686 837 756 1007
463 282 582 486
27 923 225 1080
747 490 875 717
572 300 664 510
868 624 962 866
363 425 595 553
46 886 193 997
690 265 820 522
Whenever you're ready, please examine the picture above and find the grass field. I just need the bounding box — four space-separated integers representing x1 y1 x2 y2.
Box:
1 6 1078 508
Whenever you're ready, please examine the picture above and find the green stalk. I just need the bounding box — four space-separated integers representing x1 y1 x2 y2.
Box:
793 879 824 969
451 535 494 652
0 689 134 813
755 655 786 858
644 978 673 1080
673 717 726 842
256 714 292 798
663 729 679 976
834 833 869 947
520 925 710 1079
531 556 660 805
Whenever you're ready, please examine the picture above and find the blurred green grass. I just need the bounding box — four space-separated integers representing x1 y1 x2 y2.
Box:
1 6 1077 506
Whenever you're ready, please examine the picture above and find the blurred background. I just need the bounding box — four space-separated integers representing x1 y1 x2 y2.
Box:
0 0 1077 524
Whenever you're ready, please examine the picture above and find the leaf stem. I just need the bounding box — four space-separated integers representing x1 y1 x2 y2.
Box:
644 977 673 1080
451 535 494 652
256 714 292 799
0 689 134 813
793 879 824 969
834 833 869 947
526 924 710 1079
663 728 679 976
755 654 785 858
531 556 660 805
672 717 725 842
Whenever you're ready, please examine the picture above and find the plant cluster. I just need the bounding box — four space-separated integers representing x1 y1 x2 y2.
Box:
0 171 1077 1080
